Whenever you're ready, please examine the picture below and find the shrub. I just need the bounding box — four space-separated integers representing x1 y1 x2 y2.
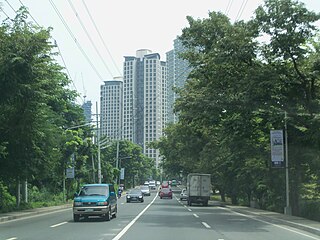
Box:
0 181 16 213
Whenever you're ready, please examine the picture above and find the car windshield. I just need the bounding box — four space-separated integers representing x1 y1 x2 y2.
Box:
130 189 142 194
141 186 149 190
79 186 108 196
162 188 170 193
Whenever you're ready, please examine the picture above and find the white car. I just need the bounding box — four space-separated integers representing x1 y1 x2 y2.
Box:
180 189 187 201
140 185 151 196
149 180 156 190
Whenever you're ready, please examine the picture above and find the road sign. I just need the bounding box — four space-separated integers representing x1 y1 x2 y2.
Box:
270 130 284 168
66 167 75 178
120 168 125 180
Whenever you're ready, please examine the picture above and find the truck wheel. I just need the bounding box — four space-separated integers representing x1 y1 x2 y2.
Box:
73 214 80 222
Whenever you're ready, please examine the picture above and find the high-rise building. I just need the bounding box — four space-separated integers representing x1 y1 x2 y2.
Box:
100 78 123 140
166 38 192 123
82 100 92 123
123 49 167 167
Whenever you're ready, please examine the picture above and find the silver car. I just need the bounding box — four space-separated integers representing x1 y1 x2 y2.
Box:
180 189 187 201
140 185 151 196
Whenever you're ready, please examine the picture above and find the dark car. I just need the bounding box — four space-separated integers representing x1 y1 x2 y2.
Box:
159 187 172 199
73 184 117 222
126 189 144 203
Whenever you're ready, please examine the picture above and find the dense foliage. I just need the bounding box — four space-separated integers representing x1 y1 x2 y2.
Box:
0 8 156 212
154 0 320 217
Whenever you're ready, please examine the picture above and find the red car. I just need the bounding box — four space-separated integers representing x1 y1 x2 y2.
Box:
159 188 172 199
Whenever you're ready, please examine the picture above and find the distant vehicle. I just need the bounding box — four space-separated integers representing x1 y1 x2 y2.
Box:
144 181 149 186
159 188 172 199
186 173 211 206
140 185 151 196
149 180 156 190
156 181 161 186
180 189 187 201
171 179 177 186
126 189 144 203
73 184 117 222
161 181 169 188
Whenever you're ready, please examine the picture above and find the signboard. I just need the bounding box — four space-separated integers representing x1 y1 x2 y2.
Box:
66 167 75 178
120 168 125 180
270 130 284 168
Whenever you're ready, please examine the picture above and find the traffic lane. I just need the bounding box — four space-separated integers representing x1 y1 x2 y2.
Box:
0 192 155 240
184 203 320 240
118 193 225 240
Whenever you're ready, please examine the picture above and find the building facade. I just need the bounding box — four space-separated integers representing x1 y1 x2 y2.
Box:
166 38 192 123
123 49 167 167
82 100 92 123
100 78 123 140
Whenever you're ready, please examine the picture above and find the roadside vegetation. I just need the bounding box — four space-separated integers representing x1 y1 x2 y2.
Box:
0 7 157 213
153 0 320 221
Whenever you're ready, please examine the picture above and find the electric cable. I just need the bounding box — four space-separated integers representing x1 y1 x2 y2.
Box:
82 0 122 76
67 0 113 78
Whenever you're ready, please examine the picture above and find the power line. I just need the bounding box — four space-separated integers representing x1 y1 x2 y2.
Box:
235 0 248 22
82 0 122 76
225 0 234 15
67 0 113 78
49 0 104 82
10 0 80 97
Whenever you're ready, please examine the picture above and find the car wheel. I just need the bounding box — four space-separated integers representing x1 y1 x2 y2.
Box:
141 199 144 202
104 207 112 221
73 214 80 222
160 196 162 199
126 199 130 203
113 205 117 218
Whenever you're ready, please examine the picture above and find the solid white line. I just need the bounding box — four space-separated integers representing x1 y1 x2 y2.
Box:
112 194 158 240
220 208 320 240
202 221 211 229
6 238 17 240
193 214 199 218
50 221 67 228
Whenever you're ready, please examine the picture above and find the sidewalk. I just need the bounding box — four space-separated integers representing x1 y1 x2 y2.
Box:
0 203 72 223
221 203 320 236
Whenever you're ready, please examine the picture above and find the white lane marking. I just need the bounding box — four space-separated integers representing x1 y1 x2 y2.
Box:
202 222 211 229
220 207 320 240
112 194 158 240
121 203 124 205
187 208 192 212
50 221 67 228
6 238 17 240
193 214 199 218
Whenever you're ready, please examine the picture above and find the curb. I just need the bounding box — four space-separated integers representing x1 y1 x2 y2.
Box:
224 206 320 236
0 204 72 223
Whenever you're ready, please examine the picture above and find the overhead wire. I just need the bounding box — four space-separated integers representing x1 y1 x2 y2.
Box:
49 0 104 82
11 0 81 100
67 0 113 78
82 0 122 76
225 0 234 15
235 0 249 22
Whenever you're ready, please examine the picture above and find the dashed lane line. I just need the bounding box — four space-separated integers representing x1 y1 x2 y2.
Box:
193 214 199 218
50 221 68 228
202 222 211 229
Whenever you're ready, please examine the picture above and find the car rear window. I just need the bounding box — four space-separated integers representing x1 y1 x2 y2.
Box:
161 188 170 193
79 186 108 196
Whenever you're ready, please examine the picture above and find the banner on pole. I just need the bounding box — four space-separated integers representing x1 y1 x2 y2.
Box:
120 168 125 180
270 130 284 168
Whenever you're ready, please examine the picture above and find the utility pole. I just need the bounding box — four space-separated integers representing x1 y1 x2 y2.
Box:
284 111 291 215
96 102 102 184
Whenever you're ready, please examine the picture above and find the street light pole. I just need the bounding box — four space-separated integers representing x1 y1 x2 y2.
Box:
96 102 102 184
284 111 291 215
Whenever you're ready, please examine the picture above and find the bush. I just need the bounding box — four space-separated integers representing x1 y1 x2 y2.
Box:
299 200 320 221
0 181 16 213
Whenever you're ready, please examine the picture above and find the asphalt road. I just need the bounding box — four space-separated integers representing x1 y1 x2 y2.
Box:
1 188 320 240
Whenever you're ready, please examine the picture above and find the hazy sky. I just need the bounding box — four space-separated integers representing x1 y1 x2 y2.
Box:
1 0 320 107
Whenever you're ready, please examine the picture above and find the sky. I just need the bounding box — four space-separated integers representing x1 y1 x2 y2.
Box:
1 0 320 108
